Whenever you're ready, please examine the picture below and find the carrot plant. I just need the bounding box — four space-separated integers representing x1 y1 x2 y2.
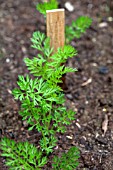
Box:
0 31 79 170
13 31 78 154
0 1 92 170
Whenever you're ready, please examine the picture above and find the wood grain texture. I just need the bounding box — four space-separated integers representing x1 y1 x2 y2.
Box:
46 9 65 52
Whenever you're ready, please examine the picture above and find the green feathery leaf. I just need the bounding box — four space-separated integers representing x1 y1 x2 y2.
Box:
36 0 58 16
66 16 92 42
52 146 80 170
0 137 47 170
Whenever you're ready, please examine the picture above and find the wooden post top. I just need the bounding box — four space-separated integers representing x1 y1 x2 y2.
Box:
46 9 65 13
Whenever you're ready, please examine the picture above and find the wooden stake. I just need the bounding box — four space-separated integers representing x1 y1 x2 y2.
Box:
46 9 65 52
46 9 67 90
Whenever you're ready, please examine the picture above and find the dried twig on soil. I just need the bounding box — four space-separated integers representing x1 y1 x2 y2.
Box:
102 114 108 137
81 78 92 86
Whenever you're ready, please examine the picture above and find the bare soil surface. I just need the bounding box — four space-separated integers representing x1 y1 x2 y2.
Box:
0 0 113 169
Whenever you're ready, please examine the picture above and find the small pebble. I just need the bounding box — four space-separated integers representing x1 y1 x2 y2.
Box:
98 66 109 74
107 59 112 64
88 3 93 9
108 16 113 22
21 46 27 53
92 38 96 42
7 89 12 94
66 94 73 100
92 63 98 67
98 22 108 28
95 132 99 138
6 58 10 63
85 100 89 104
103 108 107 112
65 2 74 12
23 120 28 127
54 145 58 150
76 122 81 129
66 135 73 139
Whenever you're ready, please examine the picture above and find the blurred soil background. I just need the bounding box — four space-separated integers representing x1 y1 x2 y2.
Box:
0 0 113 169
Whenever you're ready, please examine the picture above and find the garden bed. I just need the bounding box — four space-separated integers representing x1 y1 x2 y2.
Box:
0 0 113 169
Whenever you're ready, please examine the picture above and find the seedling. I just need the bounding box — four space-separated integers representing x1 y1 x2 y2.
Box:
52 146 80 170
0 1 92 169
13 31 78 154
0 31 79 169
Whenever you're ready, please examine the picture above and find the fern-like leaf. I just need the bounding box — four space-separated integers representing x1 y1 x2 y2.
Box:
36 0 58 16
0 137 47 170
66 16 92 42
52 146 80 170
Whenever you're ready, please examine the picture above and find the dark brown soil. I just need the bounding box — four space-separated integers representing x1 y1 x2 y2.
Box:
0 0 113 169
